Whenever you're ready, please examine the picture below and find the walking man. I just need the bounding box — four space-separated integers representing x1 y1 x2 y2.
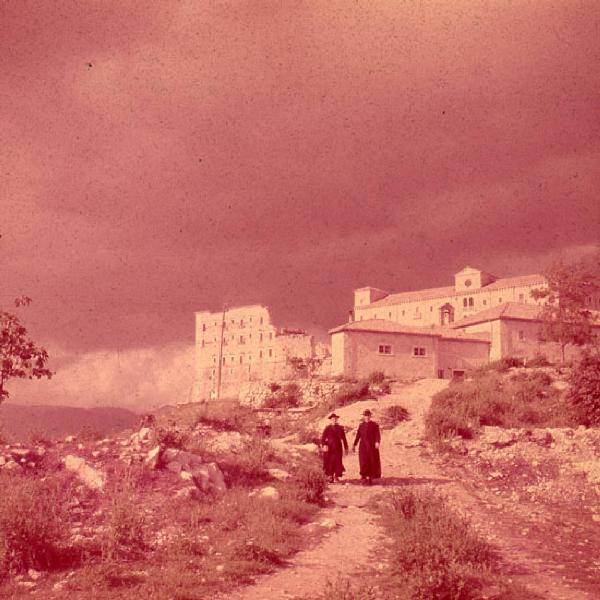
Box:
352 409 381 485
321 413 349 483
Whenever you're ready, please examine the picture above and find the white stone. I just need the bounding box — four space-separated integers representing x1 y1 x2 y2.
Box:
27 569 41 581
319 518 338 529
258 486 280 500
268 468 290 481
180 470 194 481
64 455 105 491
146 445 161 468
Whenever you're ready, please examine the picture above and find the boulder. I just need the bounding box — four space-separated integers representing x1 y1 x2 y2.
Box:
64 455 105 491
268 468 290 481
257 486 280 500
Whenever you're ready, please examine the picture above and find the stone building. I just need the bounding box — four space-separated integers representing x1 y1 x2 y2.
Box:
331 266 600 379
192 304 326 401
352 267 547 326
330 320 490 380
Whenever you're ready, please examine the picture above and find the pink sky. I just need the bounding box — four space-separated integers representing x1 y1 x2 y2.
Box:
1 2 599 407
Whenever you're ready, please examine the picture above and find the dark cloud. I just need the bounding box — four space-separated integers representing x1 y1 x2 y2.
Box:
2 0 599 364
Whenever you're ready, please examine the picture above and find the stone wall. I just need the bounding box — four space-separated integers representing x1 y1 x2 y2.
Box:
238 379 343 408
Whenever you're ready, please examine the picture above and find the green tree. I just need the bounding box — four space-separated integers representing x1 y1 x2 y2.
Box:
531 258 599 364
0 297 52 402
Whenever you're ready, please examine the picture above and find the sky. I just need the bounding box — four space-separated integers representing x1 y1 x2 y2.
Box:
1 1 599 409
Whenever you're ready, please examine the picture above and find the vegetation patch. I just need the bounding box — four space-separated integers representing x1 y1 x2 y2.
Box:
567 351 600 426
380 405 409 429
425 369 574 441
372 489 543 600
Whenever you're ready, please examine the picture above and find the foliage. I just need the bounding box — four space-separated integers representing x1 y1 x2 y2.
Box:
0 472 74 575
367 370 386 384
331 381 370 408
568 350 600 426
286 355 324 379
263 382 301 409
380 405 410 429
102 492 148 560
526 353 552 367
302 577 378 600
155 424 189 449
289 461 326 505
531 259 600 363
426 369 572 441
374 489 540 600
0 297 52 402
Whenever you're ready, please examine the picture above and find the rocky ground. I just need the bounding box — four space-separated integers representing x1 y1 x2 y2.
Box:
1 378 599 599
220 379 600 600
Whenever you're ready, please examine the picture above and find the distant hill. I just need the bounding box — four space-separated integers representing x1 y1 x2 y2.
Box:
0 404 139 442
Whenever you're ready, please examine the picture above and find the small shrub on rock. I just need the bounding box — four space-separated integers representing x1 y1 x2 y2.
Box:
380 405 409 429
263 383 301 409
568 351 600 426
291 462 326 505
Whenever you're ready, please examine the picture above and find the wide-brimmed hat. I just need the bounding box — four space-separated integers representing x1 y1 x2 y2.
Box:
362 409 372 417
328 413 340 419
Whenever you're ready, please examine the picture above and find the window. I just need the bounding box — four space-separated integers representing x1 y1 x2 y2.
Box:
378 344 392 354
388 312 392 318
269 332 273 340
463 298 468 307
468 297 474 307
402 310 405 316
260 317 263 325
260 333 263 342
222 357 226 365
518 330 525 341
374 314 377 319
430 306 433 312
201 340 205 348
268 349 273 357
498 297 502 303
413 347 426 357
259 350 263 358
483 299 487 306
240 319 244 327
518 293 524 301
202 323 206 332
230 356 235 362
239 355 243 364
239 335 245 344
212 356 216 363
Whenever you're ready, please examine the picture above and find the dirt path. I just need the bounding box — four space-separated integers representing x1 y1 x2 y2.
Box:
227 379 597 600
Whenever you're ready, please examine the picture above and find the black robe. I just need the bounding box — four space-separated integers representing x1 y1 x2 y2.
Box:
353 421 381 479
321 423 348 477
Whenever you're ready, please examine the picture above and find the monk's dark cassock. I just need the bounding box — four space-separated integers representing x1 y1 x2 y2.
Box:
353 421 381 480
321 423 348 478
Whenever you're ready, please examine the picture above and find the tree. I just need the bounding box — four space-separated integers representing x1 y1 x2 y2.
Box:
0 297 52 402
531 258 600 364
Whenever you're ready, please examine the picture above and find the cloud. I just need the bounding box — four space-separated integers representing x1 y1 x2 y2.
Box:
8 344 196 411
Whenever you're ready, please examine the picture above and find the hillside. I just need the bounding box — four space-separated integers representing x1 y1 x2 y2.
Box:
0 404 139 442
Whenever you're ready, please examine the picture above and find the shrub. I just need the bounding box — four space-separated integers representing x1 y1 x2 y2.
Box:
568 351 600 426
102 492 148 561
156 425 189 449
380 405 409 429
426 369 572 441
527 353 552 367
263 383 301 409
0 472 74 574
368 370 386 385
331 381 370 408
220 438 274 487
378 489 498 599
290 461 326 505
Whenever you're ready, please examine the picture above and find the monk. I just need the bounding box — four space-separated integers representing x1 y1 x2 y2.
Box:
321 413 349 483
352 409 381 485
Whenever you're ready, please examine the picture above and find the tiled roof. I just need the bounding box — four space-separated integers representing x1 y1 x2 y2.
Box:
357 273 545 308
451 302 542 328
329 319 490 344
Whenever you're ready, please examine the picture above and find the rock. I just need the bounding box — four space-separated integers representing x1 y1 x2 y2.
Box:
180 470 194 481
257 486 280 500
268 468 290 481
192 462 226 494
0 456 5 466
27 569 41 581
64 435 76 443
64 455 105 491
175 486 199 500
146 445 161 469
319 518 338 529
